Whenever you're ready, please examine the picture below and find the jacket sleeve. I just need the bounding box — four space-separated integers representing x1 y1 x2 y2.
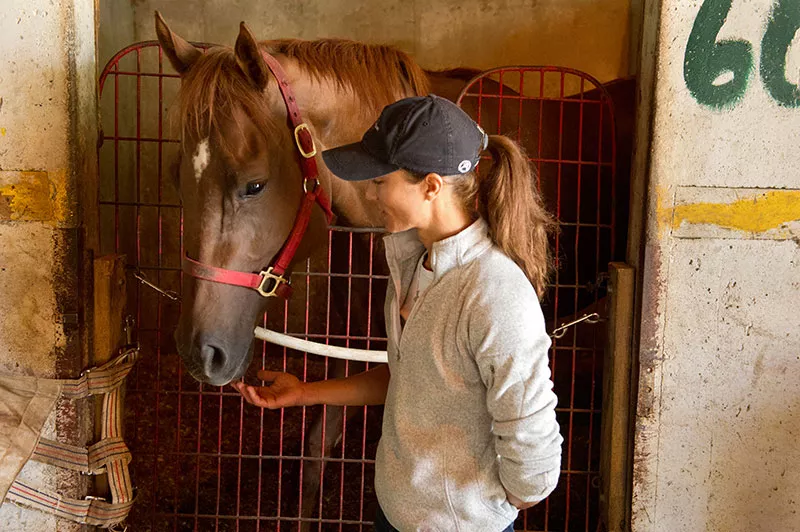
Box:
467 277 563 503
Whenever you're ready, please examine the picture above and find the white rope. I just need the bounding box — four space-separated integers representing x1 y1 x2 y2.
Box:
255 311 605 364
254 327 388 364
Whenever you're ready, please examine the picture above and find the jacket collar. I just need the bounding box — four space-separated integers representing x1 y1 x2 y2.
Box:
384 217 493 286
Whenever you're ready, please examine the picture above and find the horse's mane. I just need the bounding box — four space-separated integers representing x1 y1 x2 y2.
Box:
265 39 430 105
178 39 430 154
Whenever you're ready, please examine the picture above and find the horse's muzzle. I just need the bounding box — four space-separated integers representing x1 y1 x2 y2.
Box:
176 329 251 387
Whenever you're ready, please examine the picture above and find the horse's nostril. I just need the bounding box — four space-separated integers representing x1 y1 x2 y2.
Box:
200 343 227 375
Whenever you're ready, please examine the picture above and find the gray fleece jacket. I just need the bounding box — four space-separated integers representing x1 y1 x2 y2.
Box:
375 218 563 532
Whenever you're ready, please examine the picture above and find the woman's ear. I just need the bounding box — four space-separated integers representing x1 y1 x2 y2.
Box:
423 173 444 200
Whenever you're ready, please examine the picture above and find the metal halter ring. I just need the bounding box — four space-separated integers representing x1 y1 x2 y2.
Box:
256 267 290 298
303 177 320 193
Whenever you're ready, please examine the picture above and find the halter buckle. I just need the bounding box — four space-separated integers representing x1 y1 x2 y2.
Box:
294 123 317 159
256 267 290 298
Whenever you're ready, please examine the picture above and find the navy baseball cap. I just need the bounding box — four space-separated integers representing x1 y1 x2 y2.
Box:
322 95 489 181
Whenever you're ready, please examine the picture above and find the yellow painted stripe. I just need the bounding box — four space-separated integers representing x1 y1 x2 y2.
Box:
671 190 800 234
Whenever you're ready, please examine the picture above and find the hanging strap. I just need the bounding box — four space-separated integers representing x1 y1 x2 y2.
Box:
4 348 138 528
6 480 135 528
102 378 135 505
60 352 136 399
32 436 131 476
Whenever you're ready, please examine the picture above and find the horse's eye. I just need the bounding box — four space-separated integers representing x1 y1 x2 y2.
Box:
244 181 266 197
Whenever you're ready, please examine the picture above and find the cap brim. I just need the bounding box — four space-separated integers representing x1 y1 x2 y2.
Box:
322 142 399 182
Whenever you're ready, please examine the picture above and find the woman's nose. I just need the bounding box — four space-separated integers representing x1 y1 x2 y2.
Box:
365 181 377 201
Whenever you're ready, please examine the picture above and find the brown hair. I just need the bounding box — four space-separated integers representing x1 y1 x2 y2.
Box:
414 135 556 298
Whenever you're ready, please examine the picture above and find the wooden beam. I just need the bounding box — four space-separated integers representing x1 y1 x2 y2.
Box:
600 262 636 532
92 254 127 499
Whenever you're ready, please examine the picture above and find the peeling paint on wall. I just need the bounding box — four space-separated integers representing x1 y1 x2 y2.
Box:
0 171 53 221
0 170 70 224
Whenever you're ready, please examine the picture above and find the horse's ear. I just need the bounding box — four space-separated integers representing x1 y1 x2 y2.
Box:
155 11 201 75
234 22 270 91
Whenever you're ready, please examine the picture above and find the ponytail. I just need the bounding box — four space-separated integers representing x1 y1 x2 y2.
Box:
476 135 556 298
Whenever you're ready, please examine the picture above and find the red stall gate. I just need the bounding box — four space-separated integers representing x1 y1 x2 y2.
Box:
97 42 616 532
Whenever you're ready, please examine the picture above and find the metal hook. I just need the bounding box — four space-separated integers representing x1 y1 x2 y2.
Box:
550 312 602 339
124 315 135 346
80 466 106 476
131 270 181 301
120 315 142 355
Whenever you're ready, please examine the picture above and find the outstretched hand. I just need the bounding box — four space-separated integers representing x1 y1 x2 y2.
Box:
231 370 307 409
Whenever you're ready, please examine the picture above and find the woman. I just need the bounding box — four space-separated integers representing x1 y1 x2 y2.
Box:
233 95 562 532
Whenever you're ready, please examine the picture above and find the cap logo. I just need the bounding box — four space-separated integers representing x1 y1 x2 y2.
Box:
458 160 472 173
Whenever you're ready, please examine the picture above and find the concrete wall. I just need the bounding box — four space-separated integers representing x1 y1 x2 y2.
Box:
116 0 632 82
98 0 135 71
0 0 97 529
632 1 800 531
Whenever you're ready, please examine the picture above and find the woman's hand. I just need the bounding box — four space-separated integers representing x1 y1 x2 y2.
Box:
233 365 389 408
231 370 307 409
505 489 538 511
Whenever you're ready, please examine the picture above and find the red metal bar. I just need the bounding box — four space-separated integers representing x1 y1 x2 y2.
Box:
104 70 180 79
318 230 334 532
103 135 180 143
277 295 289 532
461 92 608 103
176 171 185 532
256 313 267 532
113 61 120 254
497 69 504 139
360 232 376 531
574 73 586 530
517 71 524 145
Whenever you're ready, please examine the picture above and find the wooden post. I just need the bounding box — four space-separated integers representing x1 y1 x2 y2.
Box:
92 254 127 498
600 262 635 532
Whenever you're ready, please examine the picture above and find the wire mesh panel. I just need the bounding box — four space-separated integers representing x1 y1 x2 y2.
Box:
458 67 617 532
98 44 618 532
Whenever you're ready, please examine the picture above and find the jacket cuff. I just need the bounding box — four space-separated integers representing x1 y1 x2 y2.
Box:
499 457 561 503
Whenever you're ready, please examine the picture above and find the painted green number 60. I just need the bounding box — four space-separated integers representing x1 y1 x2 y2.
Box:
684 0 800 109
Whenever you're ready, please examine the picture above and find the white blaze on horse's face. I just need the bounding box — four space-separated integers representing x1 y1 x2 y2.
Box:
192 137 210 183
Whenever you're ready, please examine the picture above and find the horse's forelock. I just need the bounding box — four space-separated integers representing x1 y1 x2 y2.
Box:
177 47 280 159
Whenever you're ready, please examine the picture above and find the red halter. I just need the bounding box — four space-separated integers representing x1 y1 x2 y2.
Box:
182 50 335 299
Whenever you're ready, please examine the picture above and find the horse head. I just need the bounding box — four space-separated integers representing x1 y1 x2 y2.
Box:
156 12 331 386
